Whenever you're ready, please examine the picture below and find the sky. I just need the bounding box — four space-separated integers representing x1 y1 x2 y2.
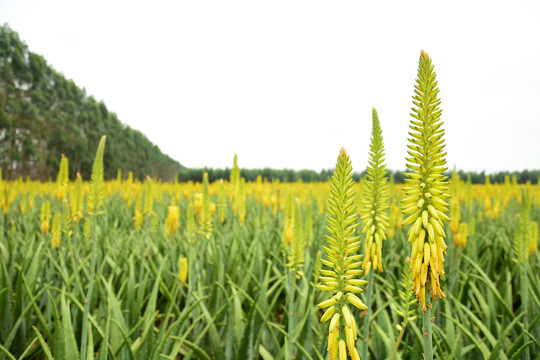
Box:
1 1 539 173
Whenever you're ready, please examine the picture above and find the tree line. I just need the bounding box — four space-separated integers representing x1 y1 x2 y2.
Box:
179 167 540 184
0 24 183 181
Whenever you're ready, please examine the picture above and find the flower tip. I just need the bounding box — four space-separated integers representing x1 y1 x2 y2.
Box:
421 49 429 58
340 147 347 156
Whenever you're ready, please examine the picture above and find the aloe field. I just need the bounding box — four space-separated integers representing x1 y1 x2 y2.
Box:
1 148 539 360
0 52 539 360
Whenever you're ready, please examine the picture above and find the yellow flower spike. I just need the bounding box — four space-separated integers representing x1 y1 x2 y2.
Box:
316 148 367 358
193 193 203 214
401 50 450 313
360 108 388 271
165 204 180 238
197 172 213 239
51 212 61 248
178 256 188 286
454 222 468 248
40 200 51 234
56 154 69 202
229 153 240 200
450 198 460 234
70 173 84 223
237 178 247 223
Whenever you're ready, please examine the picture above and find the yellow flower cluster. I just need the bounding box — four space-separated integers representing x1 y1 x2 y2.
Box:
316 148 367 360
360 108 389 274
401 50 450 312
165 204 180 238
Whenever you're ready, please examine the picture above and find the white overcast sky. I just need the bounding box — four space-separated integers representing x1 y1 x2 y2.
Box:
1 1 539 173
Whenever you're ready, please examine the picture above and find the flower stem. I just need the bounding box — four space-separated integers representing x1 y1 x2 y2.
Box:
521 262 530 360
286 265 295 359
388 325 406 360
80 217 97 360
422 296 433 360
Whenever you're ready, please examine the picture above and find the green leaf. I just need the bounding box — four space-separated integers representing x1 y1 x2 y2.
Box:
32 326 55 360
61 293 80 360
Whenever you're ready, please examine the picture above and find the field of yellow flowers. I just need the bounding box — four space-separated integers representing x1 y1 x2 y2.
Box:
0 152 538 359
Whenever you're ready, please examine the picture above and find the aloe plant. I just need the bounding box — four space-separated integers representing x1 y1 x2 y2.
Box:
359 107 389 360
400 50 450 360
316 148 367 360
80 135 106 360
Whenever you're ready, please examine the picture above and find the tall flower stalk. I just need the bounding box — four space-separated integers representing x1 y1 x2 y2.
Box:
400 50 450 360
359 107 389 360
56 154 69 202
316 148 367 360
80 135 106 360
